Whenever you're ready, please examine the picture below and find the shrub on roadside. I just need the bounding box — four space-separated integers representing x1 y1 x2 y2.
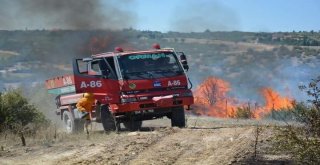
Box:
0 89 48 132
273 76 320 164
235 107 252 119
263 108 295 121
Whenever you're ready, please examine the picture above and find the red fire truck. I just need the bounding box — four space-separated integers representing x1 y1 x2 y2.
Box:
45 44 194 133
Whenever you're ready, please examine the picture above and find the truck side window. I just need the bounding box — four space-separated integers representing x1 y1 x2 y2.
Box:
98 58 117 79
78 60 88 74
105 57 117 79
89 61 102 75
106 57 116 73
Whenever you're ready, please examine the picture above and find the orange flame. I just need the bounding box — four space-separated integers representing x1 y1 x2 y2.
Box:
253 87 293 119
261 87 293 110
194 76 238 118
194 76 294 119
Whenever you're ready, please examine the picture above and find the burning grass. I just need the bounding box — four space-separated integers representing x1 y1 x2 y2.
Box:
193 76 294 119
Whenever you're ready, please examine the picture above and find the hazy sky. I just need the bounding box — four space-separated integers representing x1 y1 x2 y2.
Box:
1 0 319 32
133 0 320 32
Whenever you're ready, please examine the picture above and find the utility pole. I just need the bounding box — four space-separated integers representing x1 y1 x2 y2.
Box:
225 99 228 117
248 101 251 118
272 103 275 119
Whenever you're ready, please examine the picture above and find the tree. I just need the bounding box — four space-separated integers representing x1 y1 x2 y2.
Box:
195 76 230 106
0 89 47 131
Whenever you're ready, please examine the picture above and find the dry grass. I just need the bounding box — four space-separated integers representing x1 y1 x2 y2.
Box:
0 123 117 149
0 117 296 165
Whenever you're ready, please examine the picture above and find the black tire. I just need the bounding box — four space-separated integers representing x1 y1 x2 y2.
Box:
123 120 142 131
62 110 84 133
171 106 186 128
100 105 117 132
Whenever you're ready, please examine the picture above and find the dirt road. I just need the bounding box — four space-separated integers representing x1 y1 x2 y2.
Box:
0 118 274 165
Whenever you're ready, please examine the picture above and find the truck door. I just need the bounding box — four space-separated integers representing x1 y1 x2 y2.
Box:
72 57 120 104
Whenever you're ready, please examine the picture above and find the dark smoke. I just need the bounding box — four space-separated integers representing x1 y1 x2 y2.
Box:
170 1 239 32
0 0 136 30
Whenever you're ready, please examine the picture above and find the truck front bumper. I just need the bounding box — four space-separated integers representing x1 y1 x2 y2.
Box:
109 96 194 113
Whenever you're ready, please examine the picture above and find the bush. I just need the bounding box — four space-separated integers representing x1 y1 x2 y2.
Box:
263 108 296 121
274 125 320 164
235 107 252 119
298 77 320 137
293 102 320 136
0 89 48 131
274 76 320 164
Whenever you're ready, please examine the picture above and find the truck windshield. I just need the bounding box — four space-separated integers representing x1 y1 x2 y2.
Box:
117 52 184 80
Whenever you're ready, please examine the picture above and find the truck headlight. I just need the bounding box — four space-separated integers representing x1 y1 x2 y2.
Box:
139 96 148 100
181 91 193 97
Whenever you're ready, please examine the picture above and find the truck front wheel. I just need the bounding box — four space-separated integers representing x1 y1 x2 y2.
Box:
100 105 117 132
62 110 84 133
171 106 186 128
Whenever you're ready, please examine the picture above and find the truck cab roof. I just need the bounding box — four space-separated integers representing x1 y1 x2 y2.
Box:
92 48 175 58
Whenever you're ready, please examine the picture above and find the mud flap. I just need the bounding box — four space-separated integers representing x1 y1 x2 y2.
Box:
73 109 89 119
95 104 101 122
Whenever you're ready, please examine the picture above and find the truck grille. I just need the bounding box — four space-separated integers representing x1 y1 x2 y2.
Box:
139 103 157 108
173 100 183 105
124 86 187 95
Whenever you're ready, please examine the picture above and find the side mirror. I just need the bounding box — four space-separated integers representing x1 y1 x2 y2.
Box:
178 52 189 71
181 61 189 71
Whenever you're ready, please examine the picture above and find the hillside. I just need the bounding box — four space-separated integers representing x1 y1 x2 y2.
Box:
0 30 319 103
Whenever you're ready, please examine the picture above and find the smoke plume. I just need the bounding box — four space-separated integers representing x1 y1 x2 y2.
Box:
0 0 136 30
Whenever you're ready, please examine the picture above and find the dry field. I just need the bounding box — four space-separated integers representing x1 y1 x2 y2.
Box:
0 117 292 165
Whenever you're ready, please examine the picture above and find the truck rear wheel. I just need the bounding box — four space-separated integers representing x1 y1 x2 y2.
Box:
62 111 84 133
123 120 142 131
101 105 117 132
171 106 186 128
